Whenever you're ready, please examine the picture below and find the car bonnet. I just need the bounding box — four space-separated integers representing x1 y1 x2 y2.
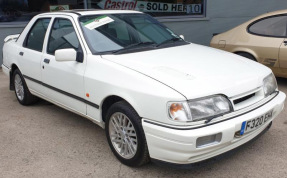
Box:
101 43 271 99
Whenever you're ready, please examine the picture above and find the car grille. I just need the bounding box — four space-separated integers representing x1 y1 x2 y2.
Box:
230 87 264 111
233 93 256 105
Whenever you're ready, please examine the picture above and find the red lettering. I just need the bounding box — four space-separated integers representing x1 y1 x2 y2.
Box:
104 0 111 9
104 0 138 10
111 1 117 9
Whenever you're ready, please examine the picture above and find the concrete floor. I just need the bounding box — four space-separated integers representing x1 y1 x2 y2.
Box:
0 70 287 178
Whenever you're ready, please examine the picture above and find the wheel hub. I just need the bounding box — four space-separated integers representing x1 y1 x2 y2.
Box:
109 112 138 159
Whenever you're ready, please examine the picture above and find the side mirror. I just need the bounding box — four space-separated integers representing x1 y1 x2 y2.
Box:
179 35 185 40
55 48 77 62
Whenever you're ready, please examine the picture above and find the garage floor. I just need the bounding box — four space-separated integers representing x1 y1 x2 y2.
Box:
0 70 287 177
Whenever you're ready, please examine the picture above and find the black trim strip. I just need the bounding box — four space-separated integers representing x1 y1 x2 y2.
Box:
144 92 279 130
23 75 99 109
2 63 10 69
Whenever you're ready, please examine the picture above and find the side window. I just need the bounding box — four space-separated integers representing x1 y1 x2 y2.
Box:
24 18 51 52
47 18 80 55
249 16 287 37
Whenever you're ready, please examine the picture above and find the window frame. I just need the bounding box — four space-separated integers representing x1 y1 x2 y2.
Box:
151 0 207 19
46 17 82 55
23 17 51 52
247 14 287 38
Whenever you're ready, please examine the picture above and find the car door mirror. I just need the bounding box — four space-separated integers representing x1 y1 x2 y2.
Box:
55 48 77 62
180 35 185 40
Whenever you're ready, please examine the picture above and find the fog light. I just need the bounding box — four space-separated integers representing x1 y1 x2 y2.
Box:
196 133 222 148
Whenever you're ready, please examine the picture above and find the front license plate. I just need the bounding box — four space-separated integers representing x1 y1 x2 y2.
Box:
240 110 273 135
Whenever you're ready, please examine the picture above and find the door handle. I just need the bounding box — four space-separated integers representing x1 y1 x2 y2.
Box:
19 52 24 56
43 59 50 64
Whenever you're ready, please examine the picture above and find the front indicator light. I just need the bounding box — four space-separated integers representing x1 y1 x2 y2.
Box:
168 102 191 121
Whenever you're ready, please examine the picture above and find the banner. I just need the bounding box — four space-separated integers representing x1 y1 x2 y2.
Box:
97 0 202 14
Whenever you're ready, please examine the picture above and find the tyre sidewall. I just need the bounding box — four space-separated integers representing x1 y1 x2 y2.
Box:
13 69 29 105
105 102 149 167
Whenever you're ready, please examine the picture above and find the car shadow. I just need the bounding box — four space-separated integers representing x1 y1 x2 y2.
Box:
276 77 287 87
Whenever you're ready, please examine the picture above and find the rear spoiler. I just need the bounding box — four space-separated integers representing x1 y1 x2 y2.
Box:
4 34 20 43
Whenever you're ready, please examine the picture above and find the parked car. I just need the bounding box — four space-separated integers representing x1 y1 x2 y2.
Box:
2 10 286 167
210 10 287 78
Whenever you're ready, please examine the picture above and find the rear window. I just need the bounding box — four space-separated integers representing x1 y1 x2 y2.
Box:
248 15 287 37
24 18 51 51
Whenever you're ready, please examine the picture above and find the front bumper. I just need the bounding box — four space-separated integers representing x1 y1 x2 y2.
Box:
142 91 286 164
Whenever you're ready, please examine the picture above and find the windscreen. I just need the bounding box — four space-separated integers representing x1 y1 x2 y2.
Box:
79 13 183 53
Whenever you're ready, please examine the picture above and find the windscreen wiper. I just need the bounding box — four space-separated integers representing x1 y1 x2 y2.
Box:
156 37 182 47
113 42 155 54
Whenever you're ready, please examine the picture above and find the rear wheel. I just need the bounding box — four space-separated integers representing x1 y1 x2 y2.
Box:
105 101 150 167
236 52 257 61
13 69 38 105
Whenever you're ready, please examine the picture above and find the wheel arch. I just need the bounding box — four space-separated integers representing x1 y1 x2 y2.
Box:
101 95 136 123
9 63 19 90
231 48 258 61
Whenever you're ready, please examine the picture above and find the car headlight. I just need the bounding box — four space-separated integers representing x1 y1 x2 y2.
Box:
263 73 277 97
168 95 232 122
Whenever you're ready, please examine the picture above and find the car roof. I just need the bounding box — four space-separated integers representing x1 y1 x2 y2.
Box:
252 9 287 21
40 9 143 16
264 9 287 16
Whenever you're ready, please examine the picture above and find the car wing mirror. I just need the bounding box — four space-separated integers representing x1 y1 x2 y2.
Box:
55 48 77 62
179 35 185 40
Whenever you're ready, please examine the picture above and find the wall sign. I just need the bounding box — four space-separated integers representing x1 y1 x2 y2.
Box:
50 5 70 12
97 0 203 14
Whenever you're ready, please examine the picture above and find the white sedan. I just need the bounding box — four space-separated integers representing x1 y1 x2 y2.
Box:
2 10 286 167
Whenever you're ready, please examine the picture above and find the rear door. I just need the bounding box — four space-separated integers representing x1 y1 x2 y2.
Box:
41 16 87 115
19 18 51 93
279 40 287 69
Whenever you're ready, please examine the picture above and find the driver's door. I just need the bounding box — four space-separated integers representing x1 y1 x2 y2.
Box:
41 17 87 115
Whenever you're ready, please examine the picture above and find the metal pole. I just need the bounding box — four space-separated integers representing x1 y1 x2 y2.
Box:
84 0 88 9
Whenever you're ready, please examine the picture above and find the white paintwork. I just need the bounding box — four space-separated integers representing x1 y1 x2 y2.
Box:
179 35 185 40
143 91 285 164
55 49 77 62
2 11 286 165
3 34 20 43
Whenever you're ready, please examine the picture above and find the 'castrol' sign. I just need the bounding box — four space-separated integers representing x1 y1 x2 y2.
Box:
98 0 138 10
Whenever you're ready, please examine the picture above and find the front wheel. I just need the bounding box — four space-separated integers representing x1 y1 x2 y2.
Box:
13 69 38 105
105 101 150 167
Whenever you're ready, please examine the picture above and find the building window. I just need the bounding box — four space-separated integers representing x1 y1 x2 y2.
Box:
0 0 84 23
87 0 206 18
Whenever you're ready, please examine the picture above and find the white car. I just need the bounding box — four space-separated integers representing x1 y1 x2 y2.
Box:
2 10 286 167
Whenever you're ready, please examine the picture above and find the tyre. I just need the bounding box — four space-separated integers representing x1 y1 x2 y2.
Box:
105 101 150 167
236 52 257 61
13 69 38 105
